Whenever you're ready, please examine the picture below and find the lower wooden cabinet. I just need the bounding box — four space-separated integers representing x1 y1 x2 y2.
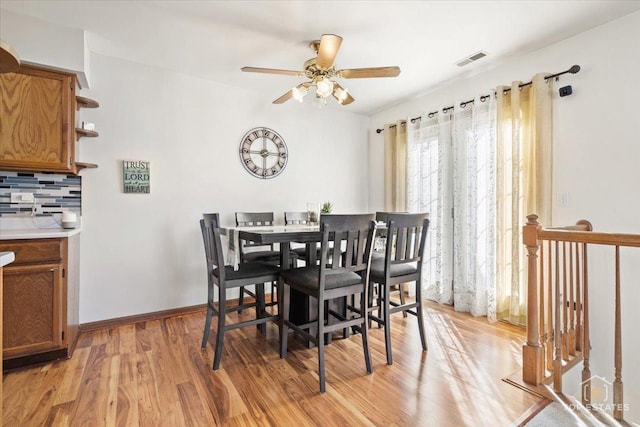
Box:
0 236 79 370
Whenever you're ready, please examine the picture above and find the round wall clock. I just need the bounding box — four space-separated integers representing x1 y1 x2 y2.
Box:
239 127 288 179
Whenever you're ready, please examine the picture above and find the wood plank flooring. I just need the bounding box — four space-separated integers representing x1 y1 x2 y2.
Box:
2 301 540 426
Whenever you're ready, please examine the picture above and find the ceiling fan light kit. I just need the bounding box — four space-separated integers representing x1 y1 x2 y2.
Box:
242 34 400 106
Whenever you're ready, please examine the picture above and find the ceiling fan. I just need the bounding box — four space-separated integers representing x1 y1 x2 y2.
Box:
241 34 400 106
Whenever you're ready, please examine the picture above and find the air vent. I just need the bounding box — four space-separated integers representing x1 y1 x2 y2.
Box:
456 51 487 67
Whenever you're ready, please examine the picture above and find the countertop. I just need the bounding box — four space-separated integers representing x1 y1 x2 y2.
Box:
0 227 82 240
0 251 15 267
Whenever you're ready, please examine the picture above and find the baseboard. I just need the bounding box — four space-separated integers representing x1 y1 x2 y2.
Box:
78 291 276 333
3 347 69 372
79 303 208 332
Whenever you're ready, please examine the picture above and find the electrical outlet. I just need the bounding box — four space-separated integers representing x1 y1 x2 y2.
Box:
10 192 34 203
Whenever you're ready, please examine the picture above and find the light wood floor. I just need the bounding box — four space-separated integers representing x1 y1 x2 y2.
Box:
3 301 540 426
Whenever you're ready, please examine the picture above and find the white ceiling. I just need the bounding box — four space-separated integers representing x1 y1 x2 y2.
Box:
3 0 640 115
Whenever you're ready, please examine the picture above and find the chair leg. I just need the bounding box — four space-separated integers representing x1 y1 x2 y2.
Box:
317 297 326 393
367 282 376 329
399 283 408 318
377 284 383 329
271 281 276 304
201 301 213 350
383 284 393 365
415 281 428 351
279 278 290 359
360 291 372 374
213 288 226 370
343 296 350 338
256 283 267 336
238 285 245 314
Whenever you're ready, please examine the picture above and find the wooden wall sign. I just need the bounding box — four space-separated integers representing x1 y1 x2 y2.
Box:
123 160 150 193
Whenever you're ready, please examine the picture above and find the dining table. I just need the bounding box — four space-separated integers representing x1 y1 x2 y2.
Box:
220 224 322 328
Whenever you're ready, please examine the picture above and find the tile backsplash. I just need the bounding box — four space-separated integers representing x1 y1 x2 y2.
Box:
0 171 81 217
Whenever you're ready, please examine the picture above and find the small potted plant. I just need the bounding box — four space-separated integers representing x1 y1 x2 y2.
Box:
321 201 333 214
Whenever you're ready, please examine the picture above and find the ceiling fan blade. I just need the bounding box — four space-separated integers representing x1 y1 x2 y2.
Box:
316 34 343 69
273 82 311 104
273 89 294 104
241 66 303 77
331 82 355 105
338 66 401 79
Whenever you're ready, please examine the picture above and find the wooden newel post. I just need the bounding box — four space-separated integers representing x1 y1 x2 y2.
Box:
523 214 544 385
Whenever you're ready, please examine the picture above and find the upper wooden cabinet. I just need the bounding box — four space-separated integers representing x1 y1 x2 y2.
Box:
0 65 76 173
0 65 99 174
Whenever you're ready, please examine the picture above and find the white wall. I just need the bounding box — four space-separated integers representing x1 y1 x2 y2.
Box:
0 9 90 87
76 53 370 323
370 11 640 422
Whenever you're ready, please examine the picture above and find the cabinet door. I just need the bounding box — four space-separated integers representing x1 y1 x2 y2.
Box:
2 263 63 359
0 66 75 173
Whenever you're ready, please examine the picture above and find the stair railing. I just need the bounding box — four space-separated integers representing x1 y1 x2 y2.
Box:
522 214 640 422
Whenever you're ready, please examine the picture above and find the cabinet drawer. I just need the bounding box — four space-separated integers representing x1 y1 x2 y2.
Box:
0 239 64 265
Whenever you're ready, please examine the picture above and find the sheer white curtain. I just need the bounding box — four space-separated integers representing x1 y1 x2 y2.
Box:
407 96 497 318
452 98 497 318
407 112 454 305
405 75 553 323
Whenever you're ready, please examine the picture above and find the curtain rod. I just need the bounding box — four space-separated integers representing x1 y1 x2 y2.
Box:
376 64 580 134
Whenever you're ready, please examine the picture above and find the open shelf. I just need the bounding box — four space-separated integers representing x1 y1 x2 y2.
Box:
75 128 99 140
75 96 99 109
75 162 98 172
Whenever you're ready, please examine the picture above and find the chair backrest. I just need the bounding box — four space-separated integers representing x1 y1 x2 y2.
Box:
200 213 225 281
319 214 376 284
235 212 275 254
285 211 309 225
203 212 220 227
375 211 409 223
375 211 391 223
235 212 274 227
383 213 430 270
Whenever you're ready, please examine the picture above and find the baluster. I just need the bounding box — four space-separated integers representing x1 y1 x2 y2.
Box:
581 242 591 406
546 240 554 372
539 240 546 370
569 242 576 356
562 242 569 361
614 246 624 421
575 243 582 352
553 240 563 393
523 214 543 384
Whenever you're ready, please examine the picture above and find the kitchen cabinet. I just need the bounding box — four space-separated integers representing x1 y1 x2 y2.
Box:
0 64 99 174
0 251 16 421
0 236 79 370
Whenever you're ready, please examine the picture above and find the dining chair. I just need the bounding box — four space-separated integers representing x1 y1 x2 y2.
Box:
284 211 317 264
284 211 309 225
368 212 430 365
200 214 280 370
235 212 282 311
278 213 377 393
375 211 407 317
